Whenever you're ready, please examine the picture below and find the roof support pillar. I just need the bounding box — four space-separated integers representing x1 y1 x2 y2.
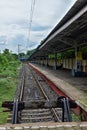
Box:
46 56 49 67
75 42 78 71
72 42 78 76
38 58 41 65
54 52 57 70
72 42 83 77
71 41 77 76
42 57 45 66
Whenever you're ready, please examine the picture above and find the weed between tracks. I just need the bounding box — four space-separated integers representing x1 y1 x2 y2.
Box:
71 112 81 122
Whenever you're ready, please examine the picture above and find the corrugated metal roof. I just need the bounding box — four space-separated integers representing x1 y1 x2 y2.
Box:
42 0 87 44
29 0 87 59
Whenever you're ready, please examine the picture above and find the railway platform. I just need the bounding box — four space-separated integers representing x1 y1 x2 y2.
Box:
29 63 87 114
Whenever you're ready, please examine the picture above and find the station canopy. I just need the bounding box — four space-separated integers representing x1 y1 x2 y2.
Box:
30 0 87 59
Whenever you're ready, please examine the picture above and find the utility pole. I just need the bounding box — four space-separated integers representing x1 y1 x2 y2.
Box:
18 44 21 59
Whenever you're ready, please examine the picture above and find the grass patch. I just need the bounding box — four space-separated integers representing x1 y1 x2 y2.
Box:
0 77 17 124
71 112 81 122
0 61 21 124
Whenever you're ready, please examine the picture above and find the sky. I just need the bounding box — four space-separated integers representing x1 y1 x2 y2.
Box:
0 0 77 54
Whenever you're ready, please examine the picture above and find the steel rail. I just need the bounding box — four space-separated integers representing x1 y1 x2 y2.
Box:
12 99 19 124
19 75 25 101
18 66 26 123
60 97 72 122
19 65 26 102
12 65 25 124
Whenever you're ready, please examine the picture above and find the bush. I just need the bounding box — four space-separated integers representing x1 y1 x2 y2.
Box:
0 54 8 67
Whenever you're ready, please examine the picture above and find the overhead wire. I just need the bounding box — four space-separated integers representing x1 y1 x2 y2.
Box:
20 0 36 52
27 0 36 48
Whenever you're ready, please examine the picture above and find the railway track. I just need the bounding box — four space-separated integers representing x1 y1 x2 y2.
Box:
20 108 62 123
19 64 62 123
2 63 77 124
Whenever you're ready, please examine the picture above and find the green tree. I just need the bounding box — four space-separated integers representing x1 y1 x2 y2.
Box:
3 49 10 55
26 49 35 56
12 53 18 60
0 54 8 66
3 49 14 61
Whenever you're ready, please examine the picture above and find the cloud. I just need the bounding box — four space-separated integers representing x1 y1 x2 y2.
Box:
0 0 77 53
0 35 7 44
